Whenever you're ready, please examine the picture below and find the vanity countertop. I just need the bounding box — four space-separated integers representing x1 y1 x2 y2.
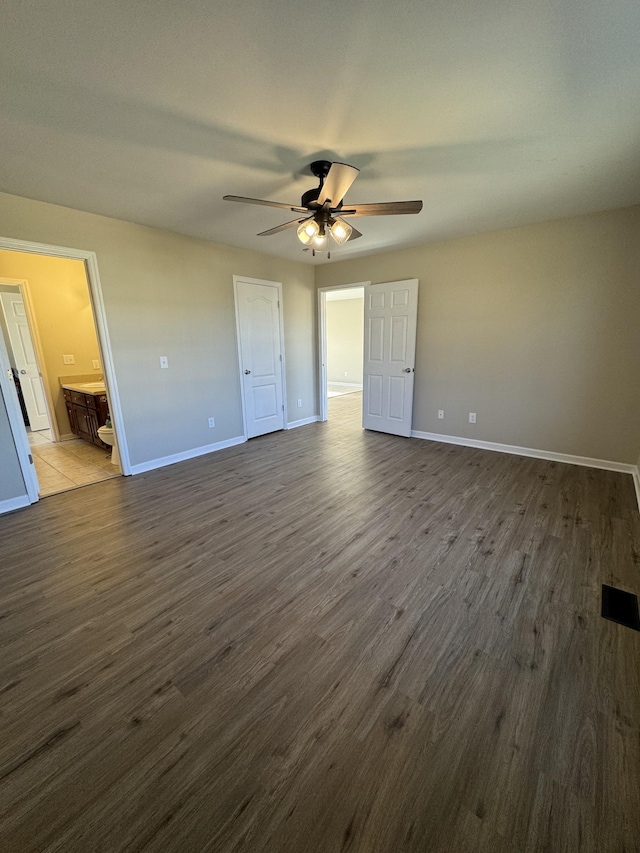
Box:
62 382 107 395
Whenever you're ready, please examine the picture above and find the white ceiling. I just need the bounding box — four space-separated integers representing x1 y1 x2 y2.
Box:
1 0 640 265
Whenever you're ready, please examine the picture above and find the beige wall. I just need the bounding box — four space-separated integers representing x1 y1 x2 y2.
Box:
0 191 316 506
0 252 101 437
326 295 364 384
317 206 640 464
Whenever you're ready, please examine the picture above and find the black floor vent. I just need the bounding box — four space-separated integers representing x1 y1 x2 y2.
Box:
601 584 640 631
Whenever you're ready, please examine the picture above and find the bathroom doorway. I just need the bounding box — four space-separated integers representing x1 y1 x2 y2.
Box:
0 241 127 501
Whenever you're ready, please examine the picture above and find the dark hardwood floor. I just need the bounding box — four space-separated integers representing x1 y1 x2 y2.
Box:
1 392 639 852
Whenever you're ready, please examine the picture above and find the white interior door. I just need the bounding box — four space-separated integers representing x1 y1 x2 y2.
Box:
0 291 50 431
363 279 419 437
234 278 285 439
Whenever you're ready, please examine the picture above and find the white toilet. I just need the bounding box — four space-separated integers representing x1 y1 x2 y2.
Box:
97 424 120 467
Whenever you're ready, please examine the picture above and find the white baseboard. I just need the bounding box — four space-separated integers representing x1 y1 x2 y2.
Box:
287 415 320 430
411 429 638 476
129 435 246 475
0 494 31 515
328 381 362 388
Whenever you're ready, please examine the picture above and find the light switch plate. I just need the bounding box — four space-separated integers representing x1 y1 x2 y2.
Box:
160 356 169 369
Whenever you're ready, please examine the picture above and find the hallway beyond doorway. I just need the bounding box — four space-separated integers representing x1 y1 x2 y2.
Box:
327 382 362 398
327 389 362 426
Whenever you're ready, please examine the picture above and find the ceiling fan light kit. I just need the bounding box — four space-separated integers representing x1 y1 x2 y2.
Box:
296 219 319 244
223 159 423 256
312 229 328 251
329 217 352 245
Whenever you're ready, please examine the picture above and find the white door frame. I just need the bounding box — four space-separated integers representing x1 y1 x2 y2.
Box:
0 237 131 501
0 277 57 438
233 275 287 439
317 281 370 422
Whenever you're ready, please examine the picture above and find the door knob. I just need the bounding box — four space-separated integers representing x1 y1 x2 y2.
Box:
20 369 27 374
403 367 412 373
244 369 251 374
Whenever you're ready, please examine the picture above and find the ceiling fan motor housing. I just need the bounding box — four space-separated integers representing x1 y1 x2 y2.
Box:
301 187 321 208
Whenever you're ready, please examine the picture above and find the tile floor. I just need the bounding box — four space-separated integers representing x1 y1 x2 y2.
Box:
27 427 54 446
27 429 121 497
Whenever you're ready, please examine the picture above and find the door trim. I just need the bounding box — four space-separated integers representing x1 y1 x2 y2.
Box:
233 275 287 439
0 236 131 488
317 282 370 422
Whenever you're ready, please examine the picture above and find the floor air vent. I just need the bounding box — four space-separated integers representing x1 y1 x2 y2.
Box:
601 584 640 631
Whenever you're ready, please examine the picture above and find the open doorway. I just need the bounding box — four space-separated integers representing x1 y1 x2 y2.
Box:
0 248 124 498
318 282 368 425
318 278 419 436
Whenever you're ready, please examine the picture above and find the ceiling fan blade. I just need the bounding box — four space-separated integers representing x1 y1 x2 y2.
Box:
223 195 307 213
317 163 360 206
257 218 307 237
338 200 423 217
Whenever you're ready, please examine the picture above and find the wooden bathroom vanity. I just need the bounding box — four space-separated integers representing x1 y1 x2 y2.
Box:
62 382 109 447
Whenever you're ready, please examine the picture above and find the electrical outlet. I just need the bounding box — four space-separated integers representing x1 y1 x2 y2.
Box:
208 417 215 428
62 354 75 365
438 409 445 419
92 359 100 369
469 412 477 423
297 399 302 408
160 356 168 369
344 371 348 377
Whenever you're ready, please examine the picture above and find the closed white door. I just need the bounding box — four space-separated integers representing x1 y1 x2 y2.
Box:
234 278 285 439
362 279 418 437
0 291 50 431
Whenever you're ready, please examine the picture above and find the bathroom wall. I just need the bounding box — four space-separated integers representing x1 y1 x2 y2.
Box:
0 252 101 437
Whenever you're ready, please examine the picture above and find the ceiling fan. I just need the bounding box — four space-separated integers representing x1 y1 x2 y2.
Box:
223 160 423 256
